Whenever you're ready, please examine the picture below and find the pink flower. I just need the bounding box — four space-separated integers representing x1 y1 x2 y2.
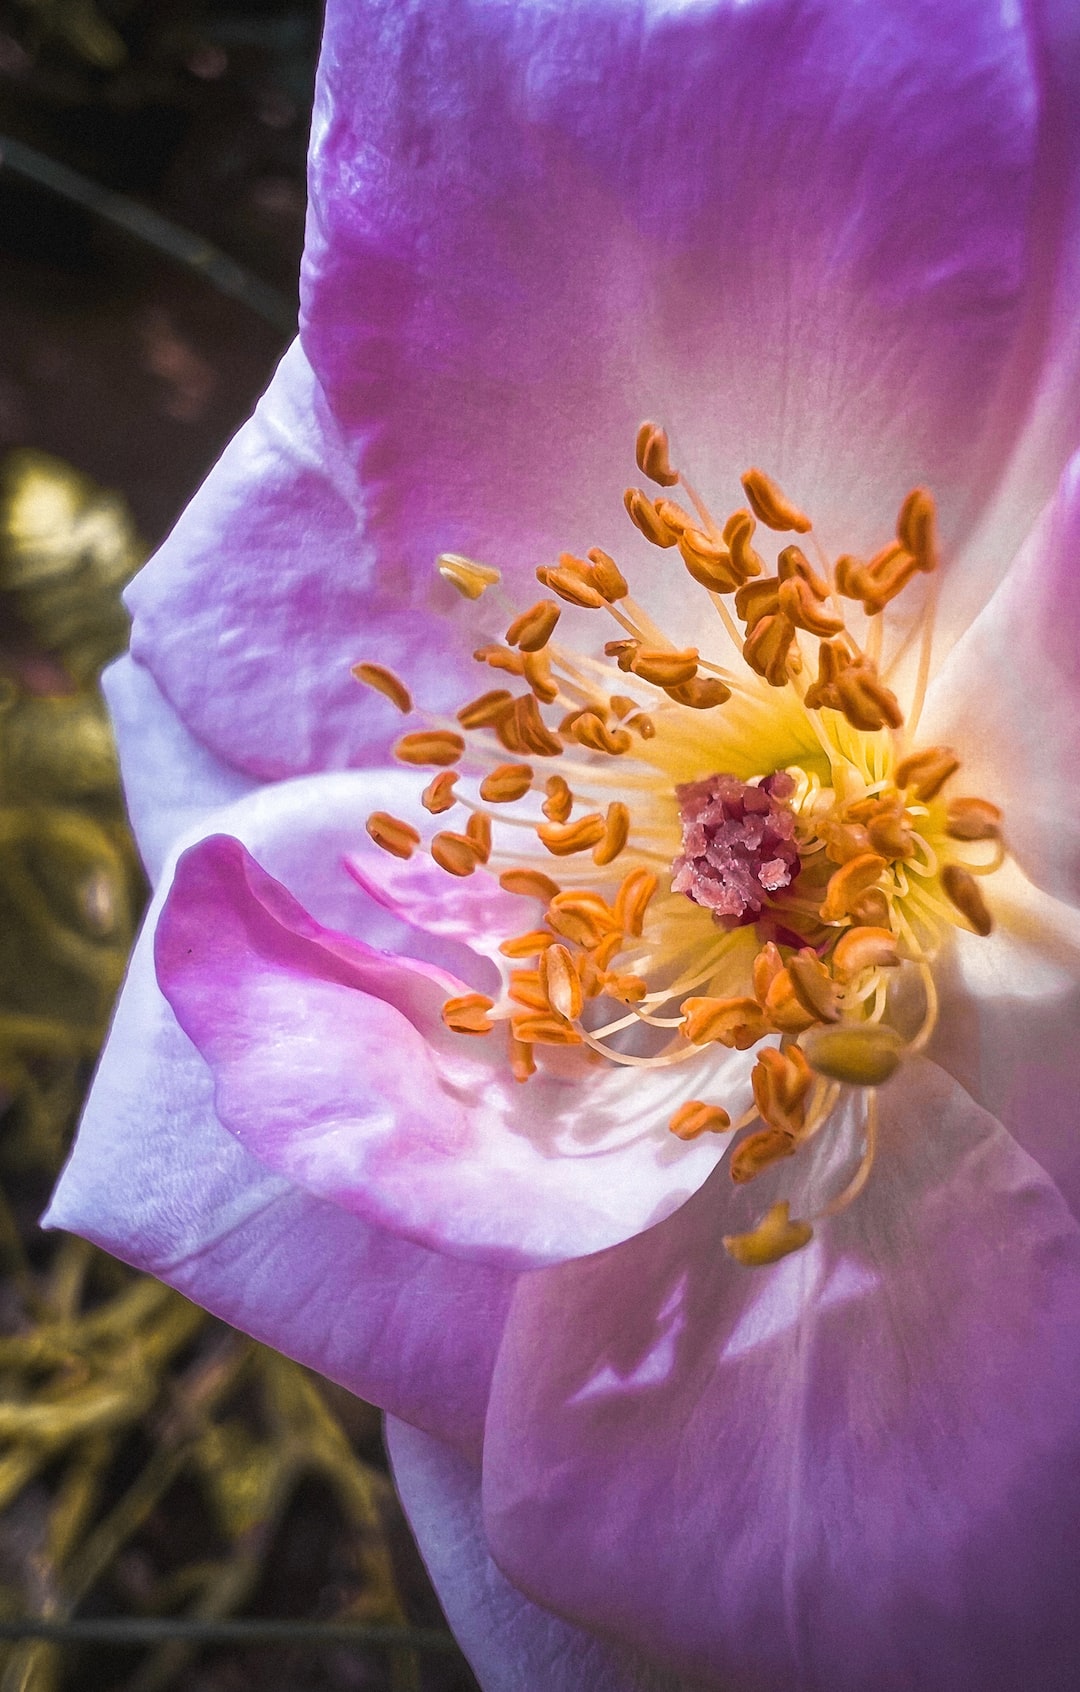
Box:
48 1 1080 1687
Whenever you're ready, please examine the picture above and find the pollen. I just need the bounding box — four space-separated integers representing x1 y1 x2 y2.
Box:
355 425 1008 1267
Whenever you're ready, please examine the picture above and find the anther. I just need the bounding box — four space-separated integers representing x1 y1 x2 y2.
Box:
480 763 534 803
437 553 501 598
678 530 740 593
734 578 780 625
593 801 630 866
457 689 515 729
540 943 584 1021
365 812 420 860
787 950 841 1022
547 890 619 948
506 600 561 651
866 806 914 859
776 545 830 598
723 1202 813 1267
394 730 465 767
664 676 732 709
624 488 678 547
543 775 573 822
741 468 811 534
603 972 648 1003
431 831 481 876
537 813 607 856
629 646 700 687
537 564 606 609
497 695 562 757
652 498 695 536
614 868 657 937
586 548 629 601
778 573 845 636
422 771 459 813
510 1013 583 1047
510 1035 536 1083
635 421 680 487
762 968 818 1034
730 1126 797 1184
351 662 413 713
945 797 1002 841
473 643 525 676
752 1045 812 1134
752 941 784 1005
668 1100 732 1141
466 812 492 863
896 487 938 573
895 746 960 802
523 647 559 702
724 509 765 579
682 996 770 1050
509 970 549 1011
832 926 901 981
569 712 633 755
941 864 993 936
441 993 495 1035
743 613 796 686
499 930 556 959
820 853 888 923
803 1023 905 1086
604 638 640 670
499 868 560 901
833 664 903 732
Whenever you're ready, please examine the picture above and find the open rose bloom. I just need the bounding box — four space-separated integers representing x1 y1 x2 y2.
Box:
47 1 1080 1687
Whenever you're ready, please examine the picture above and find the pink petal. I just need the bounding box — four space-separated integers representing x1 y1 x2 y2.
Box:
157 824 742 1265
483 1061 1080 1690
344 851 528 964
386 1417 693 1692
45 928 514 1459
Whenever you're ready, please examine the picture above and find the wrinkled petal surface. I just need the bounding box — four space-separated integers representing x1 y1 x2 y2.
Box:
484 1061 1080 1691
387 1418 698 1692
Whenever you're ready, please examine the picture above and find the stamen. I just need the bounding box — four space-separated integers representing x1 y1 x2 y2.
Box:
624 488 678 548
682 996 770 1049
431 831 482 877
365 812 420 859
479 763 534 803
594 801 631 867
540 944 585 1020
500 868 560 900
457 689 515 729
741 468 812 534
629 647 700 688
542 775 573 822
537 814 607 856
506 600 561 651
421 771 459 814
441 993 495 1034
394 730 465 767
832 926 900 980
499 930 556 959
668 1100 732 1141
352 662 412 713
635 421 680 487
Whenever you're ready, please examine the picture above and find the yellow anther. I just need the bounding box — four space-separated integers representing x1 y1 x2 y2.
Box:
438 553 501 598
473 643 525 676
778 573 845 637
351 662 413 713
751 940 784 1006
723 1202 813 1267
677 530 740 593
542 774 573 823
431 830 482 876
743 613 796 687
629 646 700 687
941 863 993 936
820 852 888 923
682 995 770 1050
537 564 606 609
499 868 560 901
723 508 765 579
945 796 1002 841
664 676 732 709
499 930 556 959
762 968 817 1034
422 771 459 814
548 889 619 947
480 763 534 803
624 487 678 547
365 812 420 860
776 544 830 598
510 1012 584 1047
593 800 631 867
441 993 496 1035
569 712 633 756
635 420 680 487
895 746 960 802
586 547 629 601
730 1126 797 1185
668 1100 732 1141
506 600 561 652
896 487 938 573
752 1045 813 1134
394 730 465 767
832 926 901 982
787 950 841 1023
734 577 781 625
540 943 584 1021
466 812 492 863
523 646 559 702
803 1023 905 1086
510 1035 537 1083
741 468 811 534
537 813 607 856
457 688 515 728
613 868 657 937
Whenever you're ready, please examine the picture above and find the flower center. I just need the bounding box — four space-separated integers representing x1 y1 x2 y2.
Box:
356 425 1005 1267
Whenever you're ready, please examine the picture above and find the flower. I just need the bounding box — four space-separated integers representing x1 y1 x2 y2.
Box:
46 0 1080 1687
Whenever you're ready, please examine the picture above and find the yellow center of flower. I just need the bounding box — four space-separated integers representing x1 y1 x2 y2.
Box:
357 425 1004 1267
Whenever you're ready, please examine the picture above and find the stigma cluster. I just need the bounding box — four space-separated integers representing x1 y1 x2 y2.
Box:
355 425 1005 1266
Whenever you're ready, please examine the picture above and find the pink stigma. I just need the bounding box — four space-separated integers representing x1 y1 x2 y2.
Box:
672 771 800 927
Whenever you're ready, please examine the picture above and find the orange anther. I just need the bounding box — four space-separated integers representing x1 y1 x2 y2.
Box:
820 853 888 923
394 730 465 767
723 508 765 580
431 830 482 877
896 487 938 573
506 600 561 652
832 926 901 981
602 972 648 1003
895 746 960 802
652 498 694 535
365 812 420 860
664 676 732 709
457 689 515 729
499 868 560 901
866 806 914 859
586 547 629 601
778 573 845 637
941 864 993 936
437 553 501 598
496 694 563 758
786 949 841 1022
743 613 796 687
629 646 700 687
682 996 770 1050
540 943 584 1021
466 812 492 863
762 968 817 1034
508 969 549 1011
734 577 781 625
593 800 631 867
624 487 678 547
627 711 656 739
730 1126 797 1184
741 468 811 533
824 820 872 865
473 643 525 676
604 638 640 671
499 930 556 959
677 530 740 593
523 646 559 703
537 813 607 856
510 1034 537 1083
752 941 784 1006
422 771 459 814
351 662 412 713
480 763 534 804
776 544 830 598
541 773 573 823
635 420 680 487
569 712 633 756
945 796 1002 841
510 1013 584 1047
849 888 891 927
547 889 619 948
537 565 606 609
833 666 904 732
613 868 657 937
669 1100 732 1141
441 993 495 1035
751 1045 813 1134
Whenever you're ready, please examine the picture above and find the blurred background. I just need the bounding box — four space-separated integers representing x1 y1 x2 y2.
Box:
0 2 480 1687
